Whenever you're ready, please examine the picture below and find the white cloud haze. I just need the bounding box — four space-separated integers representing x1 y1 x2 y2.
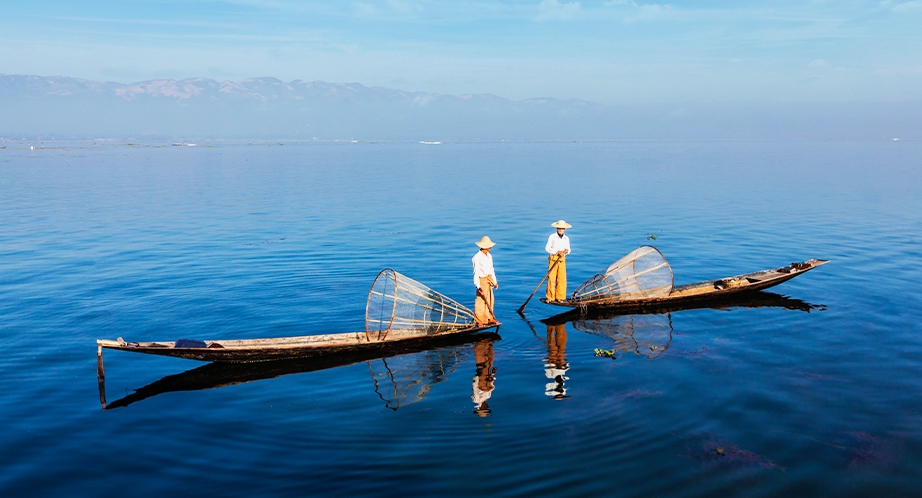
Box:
1 1 920 103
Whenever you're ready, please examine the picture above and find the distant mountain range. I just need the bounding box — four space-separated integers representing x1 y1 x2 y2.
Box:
1 74 919 140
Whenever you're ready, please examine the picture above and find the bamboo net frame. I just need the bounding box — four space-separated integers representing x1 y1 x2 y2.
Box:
571 246 674 302
365 269 476 339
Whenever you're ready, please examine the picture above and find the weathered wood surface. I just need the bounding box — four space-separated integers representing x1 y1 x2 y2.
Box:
97 324 500 363
541 259 829 312
101 332 501 410
540 290 824 325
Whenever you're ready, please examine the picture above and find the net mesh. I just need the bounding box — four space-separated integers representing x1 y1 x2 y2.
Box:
365 269 475 335
571 245 674 302
574 313 673 359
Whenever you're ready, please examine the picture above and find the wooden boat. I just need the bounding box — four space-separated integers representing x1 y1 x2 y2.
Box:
97 324 499 363
541 290 825 324
541 249 828 312
524 292 822 362
99 332 500 410
98 268 499 363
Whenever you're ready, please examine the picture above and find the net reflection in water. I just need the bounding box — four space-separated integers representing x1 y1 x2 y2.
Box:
574 313 673 359
367 344 472 410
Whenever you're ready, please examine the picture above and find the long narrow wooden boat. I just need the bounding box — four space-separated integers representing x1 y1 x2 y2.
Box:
100 332 501 410
97 324 499 363
540 290 825 324
97 268 499 363
541 258 828 312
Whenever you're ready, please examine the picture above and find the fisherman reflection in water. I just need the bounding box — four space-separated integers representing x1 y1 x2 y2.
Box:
545 323 569 399
472 236 499 327
472 340 496 416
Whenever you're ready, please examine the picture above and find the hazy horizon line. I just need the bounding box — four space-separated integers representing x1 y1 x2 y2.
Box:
5 72 922 106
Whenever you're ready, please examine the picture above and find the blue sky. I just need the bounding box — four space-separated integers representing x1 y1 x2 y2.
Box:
2 0 921 103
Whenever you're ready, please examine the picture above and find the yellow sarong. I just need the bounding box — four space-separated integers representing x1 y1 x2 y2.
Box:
546 254 567 301
475 276 496 325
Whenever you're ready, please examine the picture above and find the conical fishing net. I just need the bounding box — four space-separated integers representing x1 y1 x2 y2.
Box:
574 313 673 359
572 246 674 302
365 269 475 335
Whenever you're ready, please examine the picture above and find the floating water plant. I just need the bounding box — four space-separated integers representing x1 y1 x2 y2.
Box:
594 348 616 359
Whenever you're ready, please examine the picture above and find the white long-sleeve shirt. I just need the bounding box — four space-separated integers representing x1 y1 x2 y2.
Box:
472 251 497 289
545 233 571 255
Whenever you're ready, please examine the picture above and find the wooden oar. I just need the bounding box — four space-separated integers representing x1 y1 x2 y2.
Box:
517 255 564 315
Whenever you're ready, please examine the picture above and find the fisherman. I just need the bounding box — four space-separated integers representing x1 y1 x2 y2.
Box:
472 236 499 326
545 220 572 302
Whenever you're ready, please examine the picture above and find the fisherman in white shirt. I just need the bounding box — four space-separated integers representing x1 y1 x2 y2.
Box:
472 236 499 326
545 220 572 302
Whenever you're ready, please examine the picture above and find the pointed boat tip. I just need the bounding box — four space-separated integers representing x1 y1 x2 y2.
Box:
801 258 830 269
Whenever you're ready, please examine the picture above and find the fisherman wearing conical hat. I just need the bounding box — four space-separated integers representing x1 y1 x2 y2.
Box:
546 220 572 302
472 236 499 326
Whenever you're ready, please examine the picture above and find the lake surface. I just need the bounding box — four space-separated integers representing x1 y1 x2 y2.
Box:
1 139 920 496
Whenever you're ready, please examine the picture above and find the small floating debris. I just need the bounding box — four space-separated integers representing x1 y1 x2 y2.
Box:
594 348 616 359
893 138 900 141
685 434 780 469
647 233 657 240
419 141 441 145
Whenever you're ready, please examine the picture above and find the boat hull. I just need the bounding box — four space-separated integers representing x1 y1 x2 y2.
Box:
541 259 828 312
101 332 502 410
98 324 500 363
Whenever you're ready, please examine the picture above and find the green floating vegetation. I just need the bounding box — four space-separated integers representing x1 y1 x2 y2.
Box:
647 233 658 240
594 348 616 359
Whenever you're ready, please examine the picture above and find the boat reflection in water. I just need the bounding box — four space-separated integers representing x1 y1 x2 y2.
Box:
531 291 825 377
99 333 500 411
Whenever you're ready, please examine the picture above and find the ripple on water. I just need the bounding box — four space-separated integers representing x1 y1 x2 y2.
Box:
1 140 921 496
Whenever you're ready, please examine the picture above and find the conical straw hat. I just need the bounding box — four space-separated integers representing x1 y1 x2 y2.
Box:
551 220 572 229
475 236 496 248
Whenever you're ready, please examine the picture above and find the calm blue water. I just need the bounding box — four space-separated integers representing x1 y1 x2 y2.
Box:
1 139 921 496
